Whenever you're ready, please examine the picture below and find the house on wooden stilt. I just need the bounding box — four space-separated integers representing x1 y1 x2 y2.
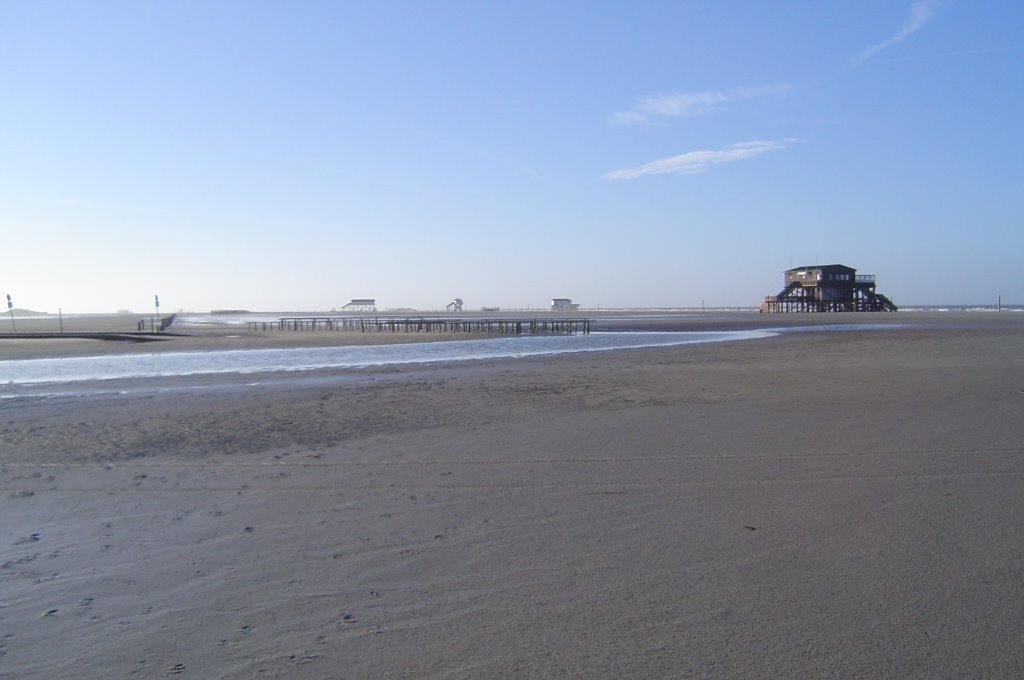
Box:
760 264 897 313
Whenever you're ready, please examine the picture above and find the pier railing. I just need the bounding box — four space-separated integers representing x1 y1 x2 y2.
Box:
249 317 591 335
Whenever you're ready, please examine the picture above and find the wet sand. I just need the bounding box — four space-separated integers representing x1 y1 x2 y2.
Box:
2 312 1023 677
0 313 499 360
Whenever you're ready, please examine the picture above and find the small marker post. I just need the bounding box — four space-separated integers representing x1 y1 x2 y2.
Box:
6 294 16 332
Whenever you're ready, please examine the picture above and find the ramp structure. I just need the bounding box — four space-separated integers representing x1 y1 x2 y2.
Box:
760 264 896 313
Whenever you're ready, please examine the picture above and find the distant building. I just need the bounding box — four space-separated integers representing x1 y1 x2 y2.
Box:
446 298 464 312
551 298 580 312
760 264 897 313
342 299 376 312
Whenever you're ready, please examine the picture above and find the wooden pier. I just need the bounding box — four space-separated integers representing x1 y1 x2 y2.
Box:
248 317 591 335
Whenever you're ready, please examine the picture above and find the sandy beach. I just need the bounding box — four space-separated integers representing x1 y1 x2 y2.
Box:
2 312 1023 678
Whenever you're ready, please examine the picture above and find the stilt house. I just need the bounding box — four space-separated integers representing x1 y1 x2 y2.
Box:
342 299 377 312
760 264 897 313
551 298 580 311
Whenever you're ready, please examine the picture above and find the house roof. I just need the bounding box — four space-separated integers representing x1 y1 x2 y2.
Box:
786 264 856 273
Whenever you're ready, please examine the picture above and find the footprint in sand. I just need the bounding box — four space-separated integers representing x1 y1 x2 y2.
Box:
14 533 40 545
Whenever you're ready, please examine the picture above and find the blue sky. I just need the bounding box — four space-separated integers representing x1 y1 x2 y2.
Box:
2 1 1021 312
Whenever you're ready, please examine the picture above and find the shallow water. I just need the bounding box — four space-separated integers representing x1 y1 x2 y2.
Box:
0 331 770 387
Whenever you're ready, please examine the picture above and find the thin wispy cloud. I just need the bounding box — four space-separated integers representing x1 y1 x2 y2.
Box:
849 0 943 68
431 137 572 190
602 139 795 180
611 83 793 125
475 149 570 189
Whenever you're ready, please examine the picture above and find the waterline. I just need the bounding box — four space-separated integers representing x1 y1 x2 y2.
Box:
1 331 772 387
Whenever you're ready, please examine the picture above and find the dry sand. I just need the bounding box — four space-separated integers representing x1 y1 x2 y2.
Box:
1 312 1023 678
